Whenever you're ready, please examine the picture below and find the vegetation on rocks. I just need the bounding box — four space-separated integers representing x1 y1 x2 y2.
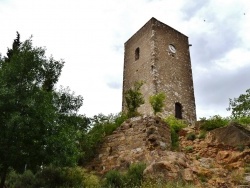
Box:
164 115 187 150
149 92 166 115
124 81 145 118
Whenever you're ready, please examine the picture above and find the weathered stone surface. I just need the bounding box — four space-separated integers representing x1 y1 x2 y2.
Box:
206 123 250 147
86 116 171 173
143 151 194 182
122 17 196 124
86 118 250 188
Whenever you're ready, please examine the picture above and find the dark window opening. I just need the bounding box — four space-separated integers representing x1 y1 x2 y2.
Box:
175 102 182 119
135 47 140 60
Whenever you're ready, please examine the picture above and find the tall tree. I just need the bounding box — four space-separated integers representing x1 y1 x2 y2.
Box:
0 33 88 187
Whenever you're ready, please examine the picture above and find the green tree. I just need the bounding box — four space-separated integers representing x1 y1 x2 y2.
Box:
227 89 250 118
0 33 88 187
149 92 166 115
124 81 144 117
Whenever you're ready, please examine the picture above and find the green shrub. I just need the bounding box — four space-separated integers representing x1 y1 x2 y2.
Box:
104 170 124 188
6 170 38 188
149 92 166 115
6 166 97 188
104 163 146 188
230 116 250 128
164 115 187 150
170 128 179 150
198 130 207 139
79 113 128 165
35 166 67 187
124 81 145 118
200 115 229 131
184 146 194 153
125 163 146 187
186 132 196 141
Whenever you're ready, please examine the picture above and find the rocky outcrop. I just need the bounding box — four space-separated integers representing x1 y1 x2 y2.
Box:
206 122 250 147
86 118 250 187
180 125 250 187
143 151 195 182
86 116 171 173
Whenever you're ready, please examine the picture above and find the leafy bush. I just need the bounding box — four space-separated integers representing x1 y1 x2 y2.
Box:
186 132 196 141
230 116 250 127
6 166 97 188
79 113 127 164
125 163 146 187
149 92 166 115
164 115 187 150
6 170 38 188
104 170 124 188
36 165 67 187
104 163 146 188
199 115 229 131
124 81 145 118
165 115 187 132
198 130 206 139
184 146 194 153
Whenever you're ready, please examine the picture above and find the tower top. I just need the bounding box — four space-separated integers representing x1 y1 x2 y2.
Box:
125 17 188 45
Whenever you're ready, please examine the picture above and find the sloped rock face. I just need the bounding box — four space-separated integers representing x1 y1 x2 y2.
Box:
180 125 250 188
206 123 250 147
86 118 250 187
143 151 195 182
86 116 172 173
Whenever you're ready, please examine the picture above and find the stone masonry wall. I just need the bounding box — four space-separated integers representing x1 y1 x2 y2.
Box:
86 116 171 173
122 17 196 124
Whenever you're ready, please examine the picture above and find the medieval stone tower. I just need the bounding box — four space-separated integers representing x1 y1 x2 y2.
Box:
122 17 196 124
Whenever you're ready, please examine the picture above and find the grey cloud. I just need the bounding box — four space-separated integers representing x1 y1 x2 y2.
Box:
194 64 250 110
189 16 242 66
107 81 122 89
181 1 210 20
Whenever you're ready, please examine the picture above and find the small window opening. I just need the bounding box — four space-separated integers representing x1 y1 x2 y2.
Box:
135 47 140 60
175 102 182 119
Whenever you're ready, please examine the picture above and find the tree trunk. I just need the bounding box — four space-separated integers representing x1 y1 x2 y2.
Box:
0 167 8 188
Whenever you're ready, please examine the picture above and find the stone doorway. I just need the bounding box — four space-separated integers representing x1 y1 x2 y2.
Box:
175 102 182 119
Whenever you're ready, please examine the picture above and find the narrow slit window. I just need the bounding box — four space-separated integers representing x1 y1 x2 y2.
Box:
135 47 140 60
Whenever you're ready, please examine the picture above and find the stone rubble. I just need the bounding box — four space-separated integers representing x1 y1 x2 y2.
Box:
86 116 250 188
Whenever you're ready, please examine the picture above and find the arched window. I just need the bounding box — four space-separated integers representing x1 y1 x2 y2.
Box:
175 102 182 119
135 47 140 60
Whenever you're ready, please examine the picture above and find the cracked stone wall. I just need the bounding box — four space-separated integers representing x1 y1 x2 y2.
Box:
122 17 196 124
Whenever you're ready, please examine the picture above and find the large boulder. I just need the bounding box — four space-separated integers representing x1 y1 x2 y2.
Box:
206 122 250 147
143 151 195 182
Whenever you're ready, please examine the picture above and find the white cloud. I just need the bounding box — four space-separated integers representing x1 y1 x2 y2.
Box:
0 0 250 119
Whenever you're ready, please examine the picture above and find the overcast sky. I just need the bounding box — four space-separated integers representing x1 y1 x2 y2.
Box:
0 0 250 119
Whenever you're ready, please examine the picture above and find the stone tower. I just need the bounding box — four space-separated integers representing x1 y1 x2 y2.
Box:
122 17 196 124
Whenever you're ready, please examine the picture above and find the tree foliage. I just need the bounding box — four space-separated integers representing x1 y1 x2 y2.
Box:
0 33 88 187
124 81 144 117
79 113 127 165
227 89 250 118
149 92 166 115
